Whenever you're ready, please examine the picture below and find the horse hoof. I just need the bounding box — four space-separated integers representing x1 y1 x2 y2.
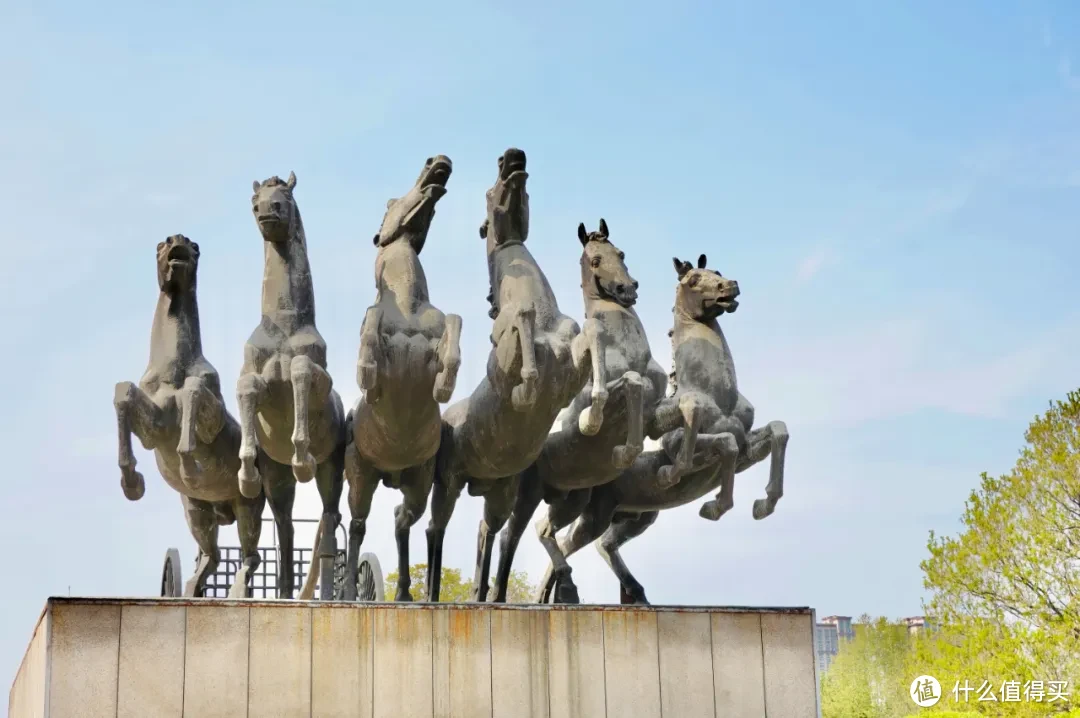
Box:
699 499 731 522
395 588 414 602
292 453 316 483
238 472 262 499
121 470 145 501
228 570 251 599
512 384 537 412
578 411 603 436
554 581 580 604
612 444 642 470
753 498 777 520
657 465 680 489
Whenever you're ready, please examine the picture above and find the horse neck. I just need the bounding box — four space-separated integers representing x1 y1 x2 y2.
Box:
376 240 430 313
671 310 733 380
149 289 202 370
261 215 316 330
491 242 555 298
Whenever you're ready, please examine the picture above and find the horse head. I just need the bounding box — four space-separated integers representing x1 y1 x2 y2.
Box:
578 218 638 308
373 155 453 256
156 234 200 294
480 147 529 247
251 171 300 244
672 254 740 322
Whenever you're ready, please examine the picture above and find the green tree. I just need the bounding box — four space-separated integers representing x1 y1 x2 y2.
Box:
909 390 1080 715
820 616 914 718
384 563 538 603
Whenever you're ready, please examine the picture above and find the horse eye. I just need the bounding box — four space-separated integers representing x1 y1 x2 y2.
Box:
591 256 602 268
687 274 700 287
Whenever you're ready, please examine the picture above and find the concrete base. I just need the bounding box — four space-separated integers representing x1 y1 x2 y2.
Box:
10 598 821 718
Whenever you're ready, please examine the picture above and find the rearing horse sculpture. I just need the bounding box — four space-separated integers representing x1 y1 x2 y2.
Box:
341 155 463 601
113 235 265 598
490 219 670 602
426 148 605 601
537 254 790 603
235 172 345 600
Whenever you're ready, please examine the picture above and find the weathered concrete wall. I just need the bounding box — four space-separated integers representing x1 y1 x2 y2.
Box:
9 598 821 718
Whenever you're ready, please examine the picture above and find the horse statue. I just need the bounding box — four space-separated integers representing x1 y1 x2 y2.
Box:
489 219 670 602
235 172 346 600
535 253 790 604
425 148 606 601
340 155 463 601
113 235 265 598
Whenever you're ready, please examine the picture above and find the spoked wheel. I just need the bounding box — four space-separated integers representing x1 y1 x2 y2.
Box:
356 552 384 602
161 548 183 597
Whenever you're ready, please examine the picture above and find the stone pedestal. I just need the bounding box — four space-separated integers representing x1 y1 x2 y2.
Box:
10 597 821 718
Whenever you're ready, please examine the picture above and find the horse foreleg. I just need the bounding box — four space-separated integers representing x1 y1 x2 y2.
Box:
472 476 519 602
657 394 704 488
394 458 435 601
176 376 224 481
575 318 609 435
314 439 344 600
288 355 321 483
699 433 742 521
343 441 379 601
596 511 659 604
511 307 538 411
181 496 220 597
262 457 297 599
425 454 465 602
738 420 789 520
235 372 268 498
433 314 463 403
534 488 593 604
492 467 544 602
228 491 265 599
612 371 645 469
113 382 163 501
357 306 382 401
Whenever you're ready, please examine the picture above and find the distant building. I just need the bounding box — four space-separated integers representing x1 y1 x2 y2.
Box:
815 615 854 674
903 616 935 636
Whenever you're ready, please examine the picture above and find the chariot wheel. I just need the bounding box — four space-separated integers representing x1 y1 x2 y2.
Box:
355 552 384 602
161 548 183 597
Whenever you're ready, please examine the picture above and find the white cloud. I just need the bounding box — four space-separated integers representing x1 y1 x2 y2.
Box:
795 248 828 283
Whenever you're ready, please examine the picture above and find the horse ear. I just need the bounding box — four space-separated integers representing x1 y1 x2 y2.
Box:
697 254 707 269
286 171 297 190
577 223 589 246
598 218 609 237
479 220 488 239
673 257 690 278
252 180 261 193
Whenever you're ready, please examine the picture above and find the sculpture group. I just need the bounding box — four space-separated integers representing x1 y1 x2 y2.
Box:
113 148 789 604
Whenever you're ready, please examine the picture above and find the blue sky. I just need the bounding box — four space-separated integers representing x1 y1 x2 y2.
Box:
3 0 1080 682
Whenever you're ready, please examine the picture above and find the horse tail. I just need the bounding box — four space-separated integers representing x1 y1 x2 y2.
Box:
297 517 325 600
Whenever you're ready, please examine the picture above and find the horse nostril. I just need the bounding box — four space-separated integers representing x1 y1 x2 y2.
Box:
616 284 627 294
271 202 281 212
632 281 639 289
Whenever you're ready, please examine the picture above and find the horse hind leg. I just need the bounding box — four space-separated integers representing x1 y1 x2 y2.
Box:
492 466 544 602
261 455 298 598
228 490 265 599
235 372 269 498
288 355 322 484
181 496 220 597
746 420 789 520
612 371 645 469
433 314 463 403
534 488 593 603
314 438 345 600
511 307 538 411
596 511 659 604
536 486 618 603
472 475 520 602
393 458 436 601
343 439 379 601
